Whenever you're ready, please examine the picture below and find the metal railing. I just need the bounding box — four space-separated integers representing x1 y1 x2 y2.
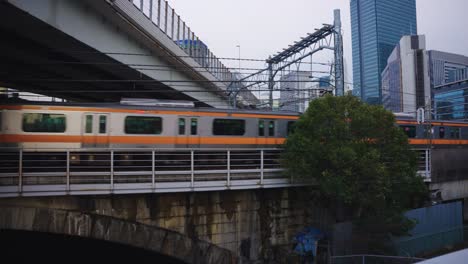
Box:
129 0 236 84
394 225 468 257
330 254 425 264
415 149 431 182
0 148 294 197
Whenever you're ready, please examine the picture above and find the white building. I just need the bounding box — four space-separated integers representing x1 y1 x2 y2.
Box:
279 71 310 112
381 35 431 114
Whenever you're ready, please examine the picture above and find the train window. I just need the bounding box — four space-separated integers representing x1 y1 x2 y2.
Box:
268 121 275 136
85 115 93 133
125 116 162 134
287 121 296 136
99 116 107 134
191 118 198 135
22 113 66 133
258 120 265 136
178 118 185 135
423 126 433 138
213 119 245 136
400 125 416 138
449 127 461 139
439 127 445 138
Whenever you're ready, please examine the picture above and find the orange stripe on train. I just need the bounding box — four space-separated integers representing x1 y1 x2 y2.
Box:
1 135 286 145
0 105 299 120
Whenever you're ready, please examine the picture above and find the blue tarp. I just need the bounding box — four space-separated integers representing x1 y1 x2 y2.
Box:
293 227 325 259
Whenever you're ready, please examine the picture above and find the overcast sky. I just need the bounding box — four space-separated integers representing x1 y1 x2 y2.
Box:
168 0 468 87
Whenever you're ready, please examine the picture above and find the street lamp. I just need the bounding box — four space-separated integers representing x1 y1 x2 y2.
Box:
236 45 241 73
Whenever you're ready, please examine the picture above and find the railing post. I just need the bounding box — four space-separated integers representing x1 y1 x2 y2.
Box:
110 150 114 192
362 255 365 264
18 149 23 195
149 0 153 20
425 149 429 179
152 150 155 190
157 0 161 26
190 150 194 189
177 15 180 41
171 8 174 39
260 150 264 185
66 150 70 193
227 150 231 188
164 0 168 33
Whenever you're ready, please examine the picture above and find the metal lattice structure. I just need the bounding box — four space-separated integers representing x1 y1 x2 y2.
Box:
229 9 345 109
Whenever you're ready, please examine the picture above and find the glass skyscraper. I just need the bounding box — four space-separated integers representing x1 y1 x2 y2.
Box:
351 0 417 104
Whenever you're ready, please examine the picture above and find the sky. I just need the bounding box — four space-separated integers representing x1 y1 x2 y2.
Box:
168 0 468 89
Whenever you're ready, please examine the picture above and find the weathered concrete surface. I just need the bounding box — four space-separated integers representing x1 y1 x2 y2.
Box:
0 188 333 262
0 207 236 264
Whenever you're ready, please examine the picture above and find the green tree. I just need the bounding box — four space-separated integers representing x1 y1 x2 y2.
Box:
283 95 427 253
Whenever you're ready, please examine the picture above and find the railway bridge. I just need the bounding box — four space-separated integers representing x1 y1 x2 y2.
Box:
0 148 333 263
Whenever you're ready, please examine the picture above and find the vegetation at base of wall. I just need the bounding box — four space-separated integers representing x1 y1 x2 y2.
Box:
282 95 428 254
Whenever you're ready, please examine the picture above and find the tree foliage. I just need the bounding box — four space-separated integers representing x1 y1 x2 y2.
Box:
283 95 427 248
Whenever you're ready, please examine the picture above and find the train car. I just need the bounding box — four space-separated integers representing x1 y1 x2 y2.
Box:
1 100 468 181
0 101 299 150
2 101 468 150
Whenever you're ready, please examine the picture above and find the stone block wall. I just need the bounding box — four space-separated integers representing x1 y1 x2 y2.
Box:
0 187 333 262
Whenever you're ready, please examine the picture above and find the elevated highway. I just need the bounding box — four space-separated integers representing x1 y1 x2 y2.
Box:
0 0 257 107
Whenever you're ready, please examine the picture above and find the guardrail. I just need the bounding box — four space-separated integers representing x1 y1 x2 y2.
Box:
129 0 236 84
415 149 431 182
0 148 295 197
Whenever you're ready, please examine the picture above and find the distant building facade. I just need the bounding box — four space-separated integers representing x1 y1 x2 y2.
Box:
381 35 430 113
433 80 468 121
428 51 468 86
351 0 417 104
448 68 468 83
381 35 468 119
279 72 310 112
429 52 468 120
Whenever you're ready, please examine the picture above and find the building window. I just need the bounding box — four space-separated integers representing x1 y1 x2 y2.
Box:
85 115 93 133
213 119 245 136
178 118 185 135
258 120 265 136
22 113 66 133
268 121 275 136
191 118 198 135
400 125 416 138
125 116 162 134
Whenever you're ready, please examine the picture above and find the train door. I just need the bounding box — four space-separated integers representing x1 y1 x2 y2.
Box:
188 117 200 148
257 119 275 146
176 117 200 148
82 113 110 148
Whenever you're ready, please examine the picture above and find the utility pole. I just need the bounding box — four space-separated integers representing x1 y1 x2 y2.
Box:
268 60 274 110
334 9 344 96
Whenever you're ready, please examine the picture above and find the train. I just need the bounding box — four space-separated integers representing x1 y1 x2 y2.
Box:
1 101 468 150
0 101 298 150
1 100 468 182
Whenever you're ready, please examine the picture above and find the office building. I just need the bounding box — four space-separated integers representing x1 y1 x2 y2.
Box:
351 0 417 104
448 68 468 83
381 35 430 113
279 72 310 112
434 79 468 121
428 51 468 86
